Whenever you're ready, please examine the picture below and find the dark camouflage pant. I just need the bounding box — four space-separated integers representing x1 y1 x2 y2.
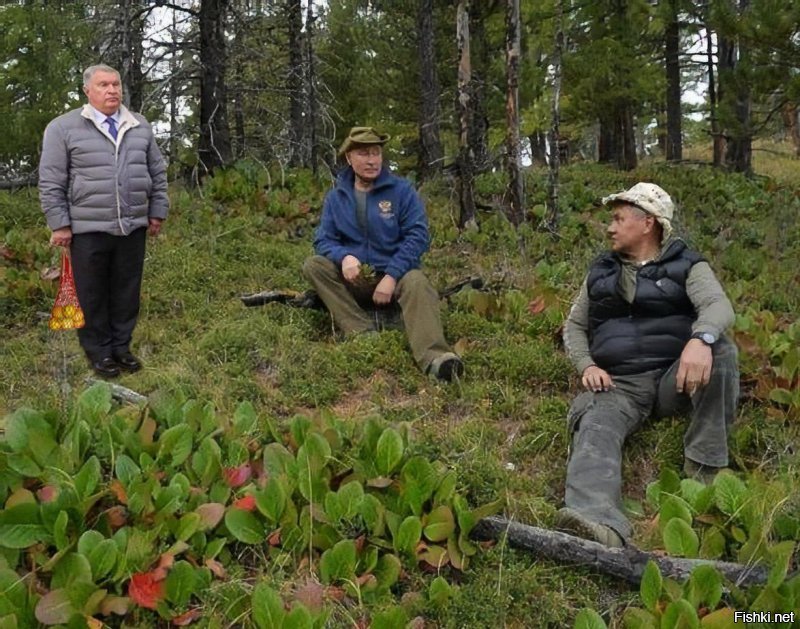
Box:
564 336 739 539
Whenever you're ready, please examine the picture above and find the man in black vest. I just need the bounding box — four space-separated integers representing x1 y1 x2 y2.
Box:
555 183 739 547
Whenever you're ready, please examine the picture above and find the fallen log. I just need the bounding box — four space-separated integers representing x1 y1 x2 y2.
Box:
241 276 484 309
85 378 148 405
472 516 770 587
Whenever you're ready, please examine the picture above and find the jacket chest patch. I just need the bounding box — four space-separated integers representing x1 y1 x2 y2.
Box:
378 200 394 218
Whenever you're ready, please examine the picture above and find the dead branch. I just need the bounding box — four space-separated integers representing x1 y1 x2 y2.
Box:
472 516 771 588
85 378 147 405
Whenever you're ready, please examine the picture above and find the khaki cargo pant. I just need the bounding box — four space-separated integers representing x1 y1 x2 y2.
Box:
564 336 739 539
303 255 453 373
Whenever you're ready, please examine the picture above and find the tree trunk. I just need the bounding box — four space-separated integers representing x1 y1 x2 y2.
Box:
504 0 524 225
722 0 751 174
113 0 145 112
618 103 637 170
456 0 476 229
468 7 491 171
417 0 443 181
287 0 306 167
529 132 547 165
198 0 233 175
598 115 617 164
305 0 319 174
665 0 682 161
543 0 563 232
706 25 724 167
781 102 800 157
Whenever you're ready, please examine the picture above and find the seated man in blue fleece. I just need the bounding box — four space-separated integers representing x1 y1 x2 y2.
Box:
303 126 463 381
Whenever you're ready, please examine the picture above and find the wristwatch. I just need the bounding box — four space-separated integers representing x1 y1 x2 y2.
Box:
692 332 716 346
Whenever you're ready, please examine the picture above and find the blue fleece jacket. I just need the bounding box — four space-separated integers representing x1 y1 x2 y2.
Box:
313 166 430 280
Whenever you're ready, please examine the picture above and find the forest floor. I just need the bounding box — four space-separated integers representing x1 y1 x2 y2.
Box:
1 142 799 627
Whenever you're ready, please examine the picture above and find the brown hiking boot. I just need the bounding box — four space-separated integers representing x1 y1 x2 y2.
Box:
555 507 624 548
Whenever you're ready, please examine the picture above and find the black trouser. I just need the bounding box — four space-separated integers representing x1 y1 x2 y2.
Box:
70 228 147 362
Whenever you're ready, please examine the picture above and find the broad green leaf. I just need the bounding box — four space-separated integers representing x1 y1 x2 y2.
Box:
51 553 93 589
621 608 658 628
114 455 140 485
686 564 722 610
394 515 422 557
373 553 401 590
401 457 437 516
283 604 313 629
34 589 74 626
574 608 608 629
423 506 455 542
767 540 795 588
6 453 41 478
224 509 265 544
645 480 663 509
157 425 193 467
698 527 726 560
176 513 202 542
370 606 408 629
359 494 384 536
0 613 18 629
191 437 222 486
749 584 790 613
659 468 681 495
165 560 197 607
256 478 287 524
251 583 285 629
75 383 113 424
335 481 363 521
319 539 356 584
88 540 118 580
712 472 747 516
428 575 453 607
3 409 47 452
680 479 714 514
53 511 69 552
233 401 257 434
375 428 404 476
77 531 104 557
663 518 699 558
661 599 699 629
434 471 457 505
289 415 312 448
263 443 296 479
0 504 49 549
0 568 28 618
73 456 101 499
659 496 693 532
639 560 662 612
469 497 505 522
698 608 735 628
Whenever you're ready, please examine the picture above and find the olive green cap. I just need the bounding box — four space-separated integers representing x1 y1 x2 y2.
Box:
338 126 390 156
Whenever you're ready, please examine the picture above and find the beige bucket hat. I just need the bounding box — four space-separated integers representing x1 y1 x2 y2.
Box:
602 182 675 241
338 126 390 157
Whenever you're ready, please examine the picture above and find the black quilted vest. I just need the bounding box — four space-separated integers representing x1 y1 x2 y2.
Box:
587 240 705 375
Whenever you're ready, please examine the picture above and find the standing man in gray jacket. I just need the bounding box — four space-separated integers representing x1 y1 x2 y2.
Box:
555 183 739 547
39 64 169 378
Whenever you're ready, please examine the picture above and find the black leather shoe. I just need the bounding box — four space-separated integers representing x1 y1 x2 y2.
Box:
92 357 120 378
113 352 142 373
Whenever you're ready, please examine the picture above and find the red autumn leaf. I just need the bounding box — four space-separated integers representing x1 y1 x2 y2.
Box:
106 506 128 529
232 495 256 511
267 528 282 547
205 558 227 579
172 609 202 626
109 480 128 504
37 485 59 503
223 464 252 488
527 295 547 315
128 572 165 610
151 553 175 581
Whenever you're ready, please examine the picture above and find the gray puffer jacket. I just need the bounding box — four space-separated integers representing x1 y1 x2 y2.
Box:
39 104 169 236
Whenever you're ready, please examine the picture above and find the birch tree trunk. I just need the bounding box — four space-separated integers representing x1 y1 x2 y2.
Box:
665 0 682 161
287 0 306 167
543 0 563 232
456 0 476 229
504 0 524 225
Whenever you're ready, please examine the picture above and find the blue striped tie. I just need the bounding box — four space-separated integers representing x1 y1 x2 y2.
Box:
105 117 118 140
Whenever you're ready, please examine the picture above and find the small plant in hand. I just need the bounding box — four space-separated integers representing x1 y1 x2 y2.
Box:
0 383 502 626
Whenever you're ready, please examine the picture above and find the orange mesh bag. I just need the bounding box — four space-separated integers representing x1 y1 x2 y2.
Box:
49 250 85 330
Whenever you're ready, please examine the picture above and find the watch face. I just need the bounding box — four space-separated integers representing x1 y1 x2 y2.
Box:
701 333 715 344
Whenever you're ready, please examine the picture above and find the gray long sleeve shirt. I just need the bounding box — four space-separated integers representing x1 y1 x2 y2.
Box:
563 240 735 375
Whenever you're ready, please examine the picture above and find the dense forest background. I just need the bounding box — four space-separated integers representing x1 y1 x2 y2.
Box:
2 0 800 199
